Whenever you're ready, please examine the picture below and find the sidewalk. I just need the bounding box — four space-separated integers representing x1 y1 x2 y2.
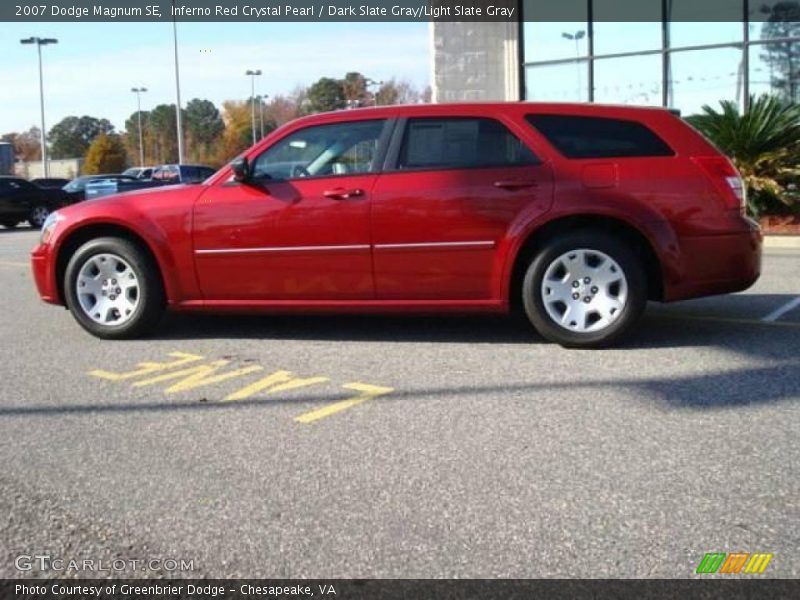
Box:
764 235 800 249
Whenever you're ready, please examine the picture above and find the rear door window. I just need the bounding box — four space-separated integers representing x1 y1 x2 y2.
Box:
525 114 674 159
397 117 539 170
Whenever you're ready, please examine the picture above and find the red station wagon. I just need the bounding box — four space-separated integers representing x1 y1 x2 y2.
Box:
31 103 762 348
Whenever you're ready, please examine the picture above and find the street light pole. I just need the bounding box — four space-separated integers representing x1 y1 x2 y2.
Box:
172 1 185 163
20 36 57 178
258 94 268 140
365 78 384 106
131 87 148 167
245 70 262 145
562 30 586 99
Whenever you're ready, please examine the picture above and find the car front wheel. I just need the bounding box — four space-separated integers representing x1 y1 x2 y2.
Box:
64 237 165 339
522 231 647 348
28 205 50 228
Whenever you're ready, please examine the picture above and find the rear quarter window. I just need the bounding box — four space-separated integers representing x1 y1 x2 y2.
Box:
525 114 674 159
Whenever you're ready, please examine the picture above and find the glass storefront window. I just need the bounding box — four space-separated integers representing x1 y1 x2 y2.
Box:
668 0 743 47
524 22 589 63
523 0 589 62
521 1 800 111
593 54 663 106
525 61 590 103
593 0 662 56
750 40 800 102
667 47 745 115
751 1 800 42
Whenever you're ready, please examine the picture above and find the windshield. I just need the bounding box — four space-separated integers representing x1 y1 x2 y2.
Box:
63 177 88 192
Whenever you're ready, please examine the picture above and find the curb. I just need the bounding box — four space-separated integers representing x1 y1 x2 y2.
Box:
764 236 800 249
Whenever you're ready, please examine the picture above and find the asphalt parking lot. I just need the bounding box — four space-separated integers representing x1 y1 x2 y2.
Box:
0 227 798 579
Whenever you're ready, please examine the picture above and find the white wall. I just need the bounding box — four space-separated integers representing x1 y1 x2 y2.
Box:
431 22 520 103
15 158 83 180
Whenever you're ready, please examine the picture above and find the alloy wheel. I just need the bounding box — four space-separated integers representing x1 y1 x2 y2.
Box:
540 248 629 333
75 253 140 326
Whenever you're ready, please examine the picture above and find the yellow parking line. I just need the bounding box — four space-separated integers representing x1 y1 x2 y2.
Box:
295 383 394 424
0 260 27 267
90 352 205 381
131 360 263 393
224 371 329 401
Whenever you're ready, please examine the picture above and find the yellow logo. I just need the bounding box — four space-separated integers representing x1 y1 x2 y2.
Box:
696 552 773 574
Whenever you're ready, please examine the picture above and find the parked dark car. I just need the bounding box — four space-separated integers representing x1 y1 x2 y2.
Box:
62 174 137 203
82 166 217 201
150 164 215 184
32 177 70 189
0 176 65 228
122 167 154 180
84 177 162 200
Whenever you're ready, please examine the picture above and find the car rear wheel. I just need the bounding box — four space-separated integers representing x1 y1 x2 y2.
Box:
64 237 165 339
28 205 50 228
0 219 19 229
522 231 647 348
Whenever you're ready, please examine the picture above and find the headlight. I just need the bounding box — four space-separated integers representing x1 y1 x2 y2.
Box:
40 211 63 244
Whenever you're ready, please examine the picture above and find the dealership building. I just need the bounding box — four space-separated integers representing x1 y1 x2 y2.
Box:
432 0 800 115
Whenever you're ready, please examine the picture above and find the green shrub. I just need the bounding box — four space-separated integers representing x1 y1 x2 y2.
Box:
686 94 800 217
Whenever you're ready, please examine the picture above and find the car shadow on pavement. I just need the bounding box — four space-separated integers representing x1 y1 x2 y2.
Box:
156 313 540 345
150 293 800 352
1 359 798 419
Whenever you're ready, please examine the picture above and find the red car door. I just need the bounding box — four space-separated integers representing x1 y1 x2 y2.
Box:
371 116 553 300
193 119 389 300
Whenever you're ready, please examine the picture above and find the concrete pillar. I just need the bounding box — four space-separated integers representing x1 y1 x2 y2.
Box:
431 21 521 102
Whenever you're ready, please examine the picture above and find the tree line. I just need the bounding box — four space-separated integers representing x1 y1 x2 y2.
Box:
1 73 430 174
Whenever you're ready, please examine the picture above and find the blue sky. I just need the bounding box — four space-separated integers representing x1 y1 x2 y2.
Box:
0 22 431 134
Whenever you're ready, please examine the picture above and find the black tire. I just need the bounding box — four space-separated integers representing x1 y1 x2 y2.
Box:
28 205 50 228
522 231 647 348
64 237 165 339
0 220 19 229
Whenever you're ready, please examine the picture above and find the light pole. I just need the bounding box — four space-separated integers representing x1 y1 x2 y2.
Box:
20 36 57 178
172 1 185 163
562 30 586 99
131 87 148 167
246 70 262 145
365 78 384 106
257 94 269 140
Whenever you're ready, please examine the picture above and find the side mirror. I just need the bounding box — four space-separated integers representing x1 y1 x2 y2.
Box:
230 157 250 182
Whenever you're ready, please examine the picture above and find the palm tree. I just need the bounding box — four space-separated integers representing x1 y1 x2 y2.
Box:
687 94 800 216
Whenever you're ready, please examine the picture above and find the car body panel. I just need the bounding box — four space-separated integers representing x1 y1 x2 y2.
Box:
193 175 377 300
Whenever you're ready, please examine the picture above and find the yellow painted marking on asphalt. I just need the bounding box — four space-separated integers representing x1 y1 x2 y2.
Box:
89 351 204 381
132 360 263 393
294 383 394 424
0 260 28 267
224 371 329 402
88 351 392 419
744 553 774 574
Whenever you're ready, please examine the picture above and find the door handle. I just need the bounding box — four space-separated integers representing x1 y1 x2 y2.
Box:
493 180 538 190
323 188 364 200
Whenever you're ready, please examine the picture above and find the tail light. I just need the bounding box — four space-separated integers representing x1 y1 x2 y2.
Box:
692 156 747 215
